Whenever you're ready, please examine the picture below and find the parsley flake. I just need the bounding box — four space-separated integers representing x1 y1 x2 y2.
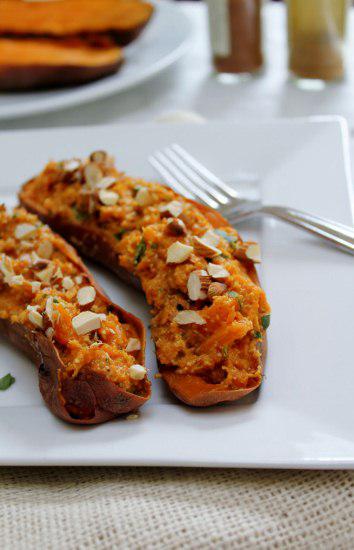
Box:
0 373 15 391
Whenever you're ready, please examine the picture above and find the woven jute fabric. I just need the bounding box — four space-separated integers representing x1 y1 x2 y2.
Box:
0 467 353 549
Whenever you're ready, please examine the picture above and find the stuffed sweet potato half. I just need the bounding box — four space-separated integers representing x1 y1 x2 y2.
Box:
0 205 149 423
20 152 271 407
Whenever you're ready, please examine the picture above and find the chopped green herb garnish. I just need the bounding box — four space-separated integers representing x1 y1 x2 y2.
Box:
134 239 146 265
0 373 15 391
53 298 59 304
73 207 88 222
114 229 126 240
227 291 239 299
151 243 158 250
261 314 271 330
220 253 230 259
253 331 262 339
222 346 229 359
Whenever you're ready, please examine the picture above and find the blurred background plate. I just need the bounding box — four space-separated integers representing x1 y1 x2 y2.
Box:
0 0 192 121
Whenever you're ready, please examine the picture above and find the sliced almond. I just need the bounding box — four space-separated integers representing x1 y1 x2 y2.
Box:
187 270 210 301
174 310 206 325
37 240 53 259
201 229 220 248
14 223 37 240
62 276 74 290
135 187 153 207
72 311 101 336
77 285 96 306
126 338 141 352
98 189 119 206
159 200 184 218
165 218 187 237
0 255 13 281
246 243 261 263
207 263 230 279
193 236 221 258
53 267 63 280
208 282 227 298
9 275 24 286
28 309 43 329
30 252 49 268
98 313 107 321
90 150 108 164
84 162 103 188
30 281 41 293
128 364 146 380
45 296 54 322
64 159 80 172
45 327 54 339
96 176 116 190
37 263 56 283
166 242 193 264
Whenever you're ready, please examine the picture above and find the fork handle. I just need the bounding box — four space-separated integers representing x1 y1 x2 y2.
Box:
261 205 354 254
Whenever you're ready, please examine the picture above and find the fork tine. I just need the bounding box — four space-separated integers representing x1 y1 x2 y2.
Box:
164 147 229 205
148 155 194 199
171 144 240 199
152 151 219 209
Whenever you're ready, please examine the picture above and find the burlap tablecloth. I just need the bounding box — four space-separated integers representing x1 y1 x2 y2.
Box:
1 466 353 549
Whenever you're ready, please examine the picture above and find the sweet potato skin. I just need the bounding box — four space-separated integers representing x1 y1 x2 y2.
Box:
20 182 266 408
0 225 149 424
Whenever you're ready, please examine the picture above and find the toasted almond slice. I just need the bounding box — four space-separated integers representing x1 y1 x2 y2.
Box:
45 296 53 322
187 270 210 301
98 313 107 321
126 338 141 352
201 229 220 248
37 240 53 259
14 223 37 240
0 255 13 280
77 285 96 306
126 413 139 421
90 150 108 164
84 162 103 188
166 241 193 264
28 309 43 329
54 267 63 280
208 282 227 298
165 217 187 236
128 364 146 380
193 236 221 258
30 252 49 268
98 189 119 206
246 243 261 263
30 281 41 293
75 275 83 285
64 159 80 172
96 176 116 190
207 263 230 279
62 276 74 290
9 275 25 286
135 187 153 207
174 310 206 325
159 200 184 218
45 327 54 339
72 311 101 336
37 263 56 283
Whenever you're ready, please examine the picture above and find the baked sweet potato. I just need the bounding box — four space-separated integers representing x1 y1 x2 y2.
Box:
19 152 271 407
0 0 154 46
0 205 150 424
0 37 123 90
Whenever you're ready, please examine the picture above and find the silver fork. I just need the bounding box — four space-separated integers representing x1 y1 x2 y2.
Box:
149 143 354 255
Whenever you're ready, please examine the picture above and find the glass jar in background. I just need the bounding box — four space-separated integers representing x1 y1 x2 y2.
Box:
287 0 349 83
205 0 263 81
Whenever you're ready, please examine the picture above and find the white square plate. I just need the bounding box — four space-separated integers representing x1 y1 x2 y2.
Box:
0 118 353 468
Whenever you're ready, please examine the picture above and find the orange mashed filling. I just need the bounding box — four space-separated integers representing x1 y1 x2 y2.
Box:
23 153 271 390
